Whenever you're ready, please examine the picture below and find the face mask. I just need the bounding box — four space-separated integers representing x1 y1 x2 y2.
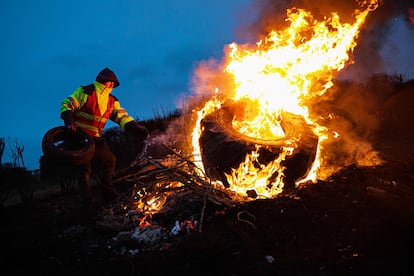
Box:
94 81 112 95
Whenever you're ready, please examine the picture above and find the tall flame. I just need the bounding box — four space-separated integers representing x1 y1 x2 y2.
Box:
191 1 379 200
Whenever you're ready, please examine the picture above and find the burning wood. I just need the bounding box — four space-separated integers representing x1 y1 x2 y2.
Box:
100 145 239 232
113 148 238 206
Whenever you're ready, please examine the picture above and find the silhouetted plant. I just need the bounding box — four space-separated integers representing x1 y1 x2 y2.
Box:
0 163 37 205
10 138 25 168
18 169 38 203
0 137 5 165
39 155 80 195
0 163 17 206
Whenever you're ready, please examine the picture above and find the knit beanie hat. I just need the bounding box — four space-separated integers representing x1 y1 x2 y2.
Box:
95 67 120 88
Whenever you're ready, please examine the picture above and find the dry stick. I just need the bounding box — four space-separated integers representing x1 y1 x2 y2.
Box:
168 151 220 233
156 148 240 232
114 162 189 214
237 211 257 230
199 193 207 233
163 148 239 207
113 160 177 184
159 145 205 176
198 176 215 233
171 169 235 206
108 146 239 225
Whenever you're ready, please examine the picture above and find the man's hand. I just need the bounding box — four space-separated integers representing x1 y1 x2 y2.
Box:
61 110 76 132
125 121 149 140
65 120 77 132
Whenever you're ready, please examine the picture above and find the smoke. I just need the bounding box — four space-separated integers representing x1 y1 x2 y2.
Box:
248 0 412 28
183 0 412 179
246 0 363 36
309 79 389 178
245 0 413 79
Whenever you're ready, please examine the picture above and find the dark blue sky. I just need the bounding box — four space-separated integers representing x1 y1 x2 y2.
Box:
1 0 413 170
0 0 254 169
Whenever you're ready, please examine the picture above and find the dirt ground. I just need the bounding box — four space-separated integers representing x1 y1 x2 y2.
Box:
2 84 414 275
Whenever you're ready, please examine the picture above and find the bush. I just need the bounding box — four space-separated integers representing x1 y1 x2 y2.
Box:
0 163 38 205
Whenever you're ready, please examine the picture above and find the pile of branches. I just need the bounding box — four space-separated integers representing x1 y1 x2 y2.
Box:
102 146 240 232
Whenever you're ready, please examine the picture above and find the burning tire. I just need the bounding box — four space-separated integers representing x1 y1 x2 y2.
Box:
41 126 95 166
199 100 318 188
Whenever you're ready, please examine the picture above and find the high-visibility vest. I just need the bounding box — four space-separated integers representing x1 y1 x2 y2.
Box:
62 84 134 137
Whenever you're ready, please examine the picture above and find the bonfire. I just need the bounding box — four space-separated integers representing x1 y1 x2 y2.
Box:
106 0 385 233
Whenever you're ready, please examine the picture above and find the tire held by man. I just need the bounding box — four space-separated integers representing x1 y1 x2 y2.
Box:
41 126 95 166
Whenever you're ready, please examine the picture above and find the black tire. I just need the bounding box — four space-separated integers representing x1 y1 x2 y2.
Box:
41 126 95 166
199 100 318 188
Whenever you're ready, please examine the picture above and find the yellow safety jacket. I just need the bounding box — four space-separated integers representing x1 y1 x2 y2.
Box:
60 82 134 137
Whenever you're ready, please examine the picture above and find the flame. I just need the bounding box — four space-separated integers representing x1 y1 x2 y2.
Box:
191 1 379 199
224 144 292 197
131 181 182 226
191 96 222 174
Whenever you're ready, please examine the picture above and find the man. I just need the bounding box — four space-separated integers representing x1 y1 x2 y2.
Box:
60 67 148 207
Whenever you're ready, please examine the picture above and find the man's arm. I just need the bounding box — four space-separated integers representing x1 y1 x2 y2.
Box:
60 87 86 131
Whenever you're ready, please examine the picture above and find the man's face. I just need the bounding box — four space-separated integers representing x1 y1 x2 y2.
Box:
104 81 115 88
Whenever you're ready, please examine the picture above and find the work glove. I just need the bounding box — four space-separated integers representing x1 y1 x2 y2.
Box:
124 121 149 140
61 110 77 132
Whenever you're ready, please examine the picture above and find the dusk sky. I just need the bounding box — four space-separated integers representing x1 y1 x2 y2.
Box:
1 0 413 170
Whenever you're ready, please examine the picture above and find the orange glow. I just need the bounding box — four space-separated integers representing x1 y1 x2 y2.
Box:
131 181 183 225
191 1 379 200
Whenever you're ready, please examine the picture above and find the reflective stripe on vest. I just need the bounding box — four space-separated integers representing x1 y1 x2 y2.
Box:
74 89 115 137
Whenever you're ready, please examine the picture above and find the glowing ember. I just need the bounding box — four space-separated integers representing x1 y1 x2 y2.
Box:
191 0 379 199
131 181 183 224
